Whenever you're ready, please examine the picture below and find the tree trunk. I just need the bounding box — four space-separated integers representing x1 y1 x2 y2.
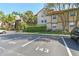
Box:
58 14 65 31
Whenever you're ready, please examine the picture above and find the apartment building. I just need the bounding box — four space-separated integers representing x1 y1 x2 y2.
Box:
36 8 49 25
46 8 79 32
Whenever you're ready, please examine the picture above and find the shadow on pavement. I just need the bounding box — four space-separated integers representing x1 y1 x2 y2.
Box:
58 36 79 51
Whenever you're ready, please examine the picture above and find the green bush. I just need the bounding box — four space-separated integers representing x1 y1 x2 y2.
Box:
46 30 63 34
0 27 5 30
23 25 46 32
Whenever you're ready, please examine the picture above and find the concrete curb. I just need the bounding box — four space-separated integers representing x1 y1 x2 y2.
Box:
5 31 70 37
22 32 70 37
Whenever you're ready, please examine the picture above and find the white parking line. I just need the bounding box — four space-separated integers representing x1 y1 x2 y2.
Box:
8 41 16 44
61 37 72 56
44 48 49 53
35 46 39 51
22 36 41 47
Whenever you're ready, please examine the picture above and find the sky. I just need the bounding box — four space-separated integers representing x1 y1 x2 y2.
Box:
0 3 44 14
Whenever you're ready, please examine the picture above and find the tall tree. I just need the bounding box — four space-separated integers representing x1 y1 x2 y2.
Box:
23 11 37 25
0 11 5 22
0 11 7 29
4 14 16 30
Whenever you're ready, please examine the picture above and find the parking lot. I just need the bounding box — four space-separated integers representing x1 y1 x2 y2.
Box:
0 32 79 56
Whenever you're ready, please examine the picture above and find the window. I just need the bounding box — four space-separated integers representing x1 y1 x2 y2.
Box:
53 26 56 28
69 12 75 16
70 25 74 27
52 24 57 28
41 20 47 23
69 22 75 27
41 20 43 23
45 20 47 23
52 15 56 19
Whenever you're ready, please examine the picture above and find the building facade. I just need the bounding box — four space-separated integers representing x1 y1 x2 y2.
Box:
36 8 48 25
46 8 79 32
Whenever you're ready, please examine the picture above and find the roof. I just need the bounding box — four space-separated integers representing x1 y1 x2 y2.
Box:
36 8 54 15
47 10 64 15
47 8 79 15
36 8 45 15
63 8 79 12
36 7 79 16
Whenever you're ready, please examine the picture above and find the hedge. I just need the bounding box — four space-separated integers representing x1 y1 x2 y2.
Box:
23 25 46 32
0 27 5 30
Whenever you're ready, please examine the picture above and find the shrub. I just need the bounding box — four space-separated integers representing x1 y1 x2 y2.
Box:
23 25 46 32
46 30 63 34
0 27 5 30
20 22 28 30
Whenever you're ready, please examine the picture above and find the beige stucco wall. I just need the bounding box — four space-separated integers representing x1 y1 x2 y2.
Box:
47 14 63 31
69 16 76 21
37 9 48 25
77 21 79 27
46 9 79 32
57 23 63 30
47 23 52 30
46 16 52 30
51 15 58 23
46 16 51 23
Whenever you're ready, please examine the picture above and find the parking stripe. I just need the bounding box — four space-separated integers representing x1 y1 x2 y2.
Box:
8 41 16 44
22 36 41 47
61 37 72 56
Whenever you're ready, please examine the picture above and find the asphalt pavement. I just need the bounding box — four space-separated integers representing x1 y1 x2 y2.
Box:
0 31 79 56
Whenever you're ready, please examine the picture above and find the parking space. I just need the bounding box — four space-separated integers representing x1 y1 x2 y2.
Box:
63 37 79 56
0 33 79 56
